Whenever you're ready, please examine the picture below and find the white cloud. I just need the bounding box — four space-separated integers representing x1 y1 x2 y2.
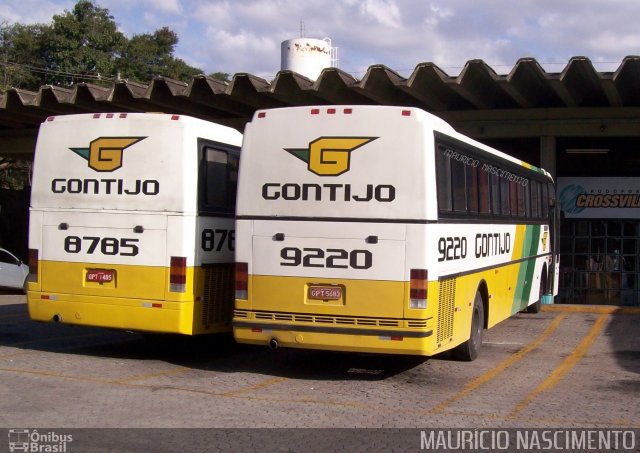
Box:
146 0 181 13
201 27 280 77
192 1 232 27
1 0 639 78
0 0 69 24
360 0 402 28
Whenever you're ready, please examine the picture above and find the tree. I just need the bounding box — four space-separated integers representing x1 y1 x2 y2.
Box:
0 22 48 91
41 0 125 85
1 0 226 90
209 72 231 83
116 27 202 83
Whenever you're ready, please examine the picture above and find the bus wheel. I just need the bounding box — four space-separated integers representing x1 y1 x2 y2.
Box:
453 292 484 361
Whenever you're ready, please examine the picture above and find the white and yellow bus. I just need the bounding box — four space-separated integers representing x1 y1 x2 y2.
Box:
233 105 558 359
27 113 241 335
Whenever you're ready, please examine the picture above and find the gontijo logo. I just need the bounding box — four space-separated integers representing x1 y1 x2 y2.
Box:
285 137 377 176
71 137 146 172
262 136 395 203
51 136 158 195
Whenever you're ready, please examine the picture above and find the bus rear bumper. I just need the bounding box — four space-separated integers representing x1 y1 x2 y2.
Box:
232 319 435 356
26 291 229 335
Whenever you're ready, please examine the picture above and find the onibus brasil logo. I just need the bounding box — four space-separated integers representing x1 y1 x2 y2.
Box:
285 137 377 176
70 137 146 172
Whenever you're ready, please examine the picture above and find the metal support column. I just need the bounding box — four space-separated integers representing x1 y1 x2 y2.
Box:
540 136 556 178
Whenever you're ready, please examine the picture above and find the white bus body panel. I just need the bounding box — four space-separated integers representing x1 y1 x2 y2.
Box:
28 113 241 334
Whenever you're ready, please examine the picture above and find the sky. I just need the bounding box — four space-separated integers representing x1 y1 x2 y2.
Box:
1 0 640 80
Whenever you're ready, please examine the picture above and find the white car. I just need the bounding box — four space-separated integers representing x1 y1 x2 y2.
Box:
0 248 29 293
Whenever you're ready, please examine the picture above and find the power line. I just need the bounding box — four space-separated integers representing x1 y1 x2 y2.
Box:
0 60 115 83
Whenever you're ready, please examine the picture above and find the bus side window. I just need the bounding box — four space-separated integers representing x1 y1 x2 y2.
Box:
466 165 479 214
530 180 539 218
541 183 549 218
516 181 526 217
199 145 239 214
490 173 500 216
436 146 453 212
228 153 239 207
510 180 519 216
500 177 510 216
478 167 490 214
523 181 531 217
452 158 467 212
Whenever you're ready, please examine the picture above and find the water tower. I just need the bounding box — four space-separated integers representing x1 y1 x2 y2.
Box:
281 37 337 81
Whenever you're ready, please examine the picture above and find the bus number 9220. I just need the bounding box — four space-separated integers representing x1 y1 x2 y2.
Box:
280 247 372 269
438 236 467 262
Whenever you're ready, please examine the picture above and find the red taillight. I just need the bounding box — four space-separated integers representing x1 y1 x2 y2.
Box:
410 269 428 309
235 262 248 300
28 249 39 283
169 256 187 293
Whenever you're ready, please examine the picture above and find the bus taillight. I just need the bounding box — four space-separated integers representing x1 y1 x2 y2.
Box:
169 256 187 293
410 269 428 309
28 249 39 283
235 262 248 300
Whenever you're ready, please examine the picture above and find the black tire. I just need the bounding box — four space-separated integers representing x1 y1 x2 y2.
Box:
527 300 542 314
453 291 484 361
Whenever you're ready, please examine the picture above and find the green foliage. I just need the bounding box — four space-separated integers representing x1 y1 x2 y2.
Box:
0 22 48 90
41 0 126 86
209 72 231 83
0 0 222 90
0 157 31 190
116 27 203 82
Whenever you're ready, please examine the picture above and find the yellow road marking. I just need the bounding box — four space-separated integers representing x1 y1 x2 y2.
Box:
431 313 566 414
0 366 111 384
1 353 638 429
111 367 191 384
509 313 608 417
0 350 32 359
222 376 289 397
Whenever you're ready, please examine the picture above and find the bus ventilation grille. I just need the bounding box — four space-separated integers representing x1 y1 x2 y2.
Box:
248 311 400 328
437 277 456 343
202 263 234 328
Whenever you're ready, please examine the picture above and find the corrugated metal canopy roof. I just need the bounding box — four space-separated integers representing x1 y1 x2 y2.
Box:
1 55 639 153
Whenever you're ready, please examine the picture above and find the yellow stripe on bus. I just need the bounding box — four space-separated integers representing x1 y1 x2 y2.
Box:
28 261 231 335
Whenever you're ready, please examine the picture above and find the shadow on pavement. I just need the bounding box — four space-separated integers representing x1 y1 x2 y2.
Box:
0 302 427 381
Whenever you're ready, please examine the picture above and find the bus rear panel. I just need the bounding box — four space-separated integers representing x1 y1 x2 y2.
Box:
28 113 241 335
